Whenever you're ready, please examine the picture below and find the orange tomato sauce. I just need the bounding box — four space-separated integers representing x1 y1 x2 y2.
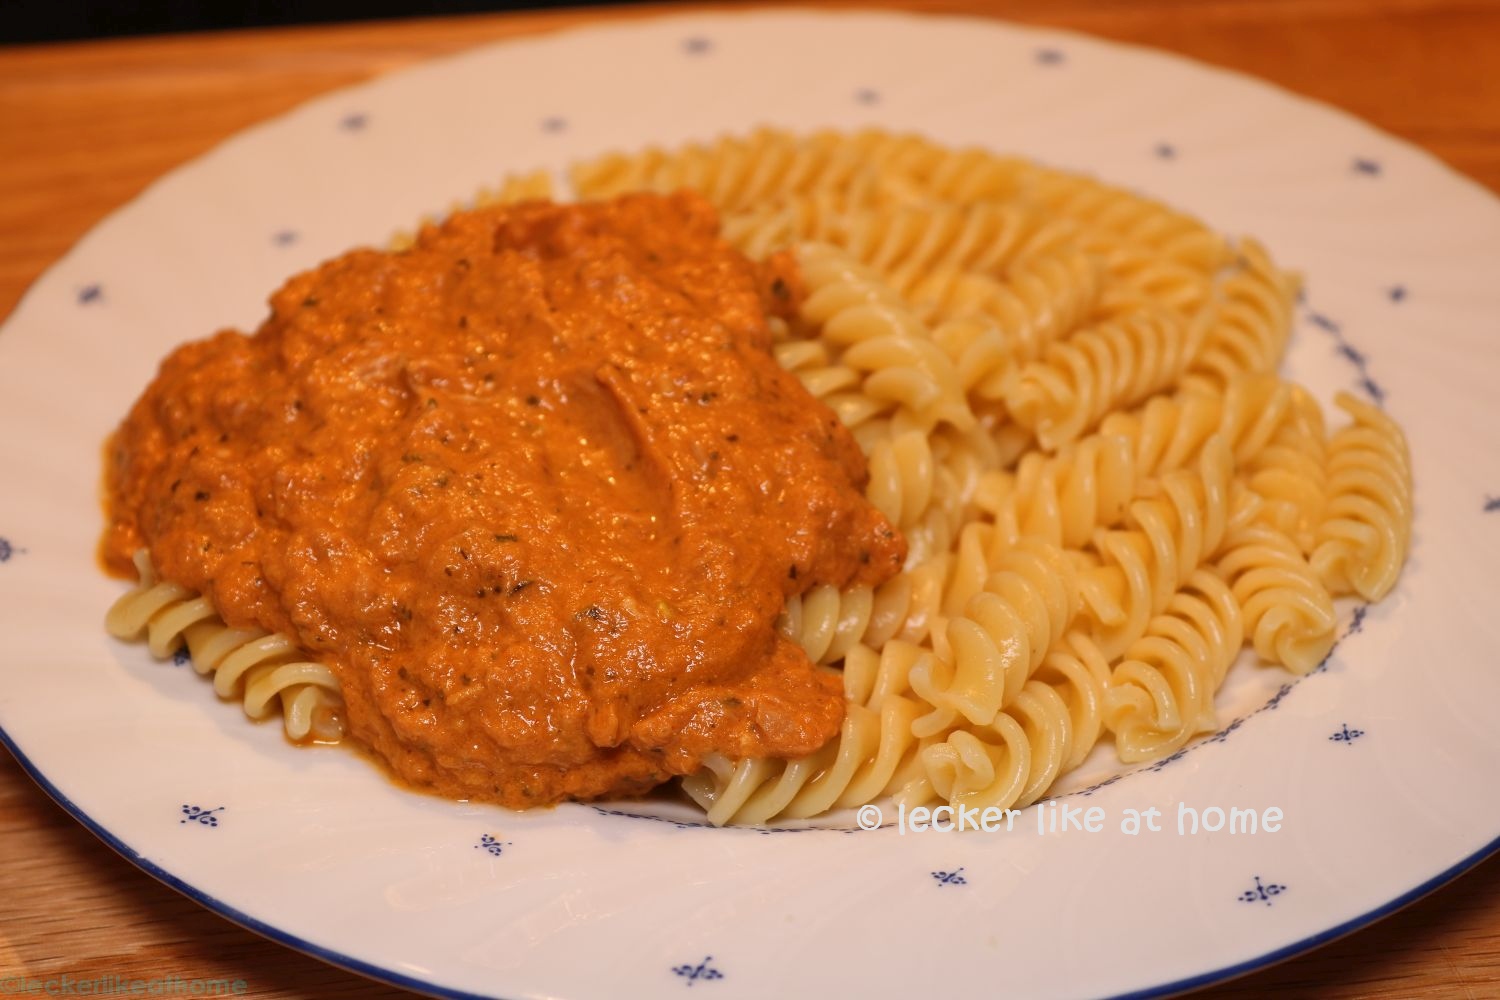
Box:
102 191 904 806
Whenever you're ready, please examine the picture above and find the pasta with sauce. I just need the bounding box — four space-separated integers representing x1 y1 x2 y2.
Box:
645 130 1410 823
102 128 1414 826
105 550 344 743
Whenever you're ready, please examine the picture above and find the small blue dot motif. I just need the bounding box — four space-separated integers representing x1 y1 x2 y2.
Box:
682 36 712 55
1206 716 1246 745
672 957 723 986
1307 312 1340 334
340 113 367 132
1388 285 1407 303
1263 683 1294 712
172 646 191 667
1154 143 1176 160
77 284 102 305
273 229 299 247
855 88 880 106
931 867 967 887
1079 774 1123 796
475 833 510 857
1144 747 1190 773
1239 875 1286 906
541 117 568 134
1348 605 1368 635
1485 496 1500 513
1329 723 1365 745
1336 343 1367 367
180 804 224 827
1353 158 1381 176
1302 304 1391 407
1036 48 1065 65
0 538 16 563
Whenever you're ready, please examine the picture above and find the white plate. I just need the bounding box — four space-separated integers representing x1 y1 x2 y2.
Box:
2 10 1498 999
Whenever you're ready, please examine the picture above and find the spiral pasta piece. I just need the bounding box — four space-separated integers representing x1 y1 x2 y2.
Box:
731 199 1041 295
681 641 934 825
1003 306 1200 450
777 428 950 664
1103 569 1244 761
1310 393 1414 600
1078 435 1235 661
1215 522 1338 673
917 684 1056 813
909 247 1105 366
1096 373 1300 482
1242 382 1329 551
1182 240 1298 393
778 552 952 666
105 550 344 742
794 243 974 437
979 431 1138 550
1021 166 1232 275
1096 245 1218 318
572 127 943 213
908 146 1032 204
917 631 1107 814
904 536 1079 733
1033 631 1112 773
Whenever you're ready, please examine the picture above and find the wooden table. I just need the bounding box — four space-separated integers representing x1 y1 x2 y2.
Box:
2 2 1497 996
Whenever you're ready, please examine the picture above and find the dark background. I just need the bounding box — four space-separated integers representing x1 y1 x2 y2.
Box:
3 1 652 45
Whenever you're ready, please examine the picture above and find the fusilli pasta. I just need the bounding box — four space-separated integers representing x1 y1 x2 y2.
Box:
106 550 344 743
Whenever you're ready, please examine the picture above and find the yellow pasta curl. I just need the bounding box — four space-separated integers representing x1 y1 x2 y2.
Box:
106 550 343 743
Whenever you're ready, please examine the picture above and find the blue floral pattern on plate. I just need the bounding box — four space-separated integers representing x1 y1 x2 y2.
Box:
1302 306 1387 403
931 867 967 887
1239 876 1287 906
180 805 224 827
475 833 510 856
1329 724 1365 745
671 957 722 986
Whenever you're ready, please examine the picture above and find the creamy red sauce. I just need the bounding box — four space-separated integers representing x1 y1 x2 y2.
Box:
103 191 904 806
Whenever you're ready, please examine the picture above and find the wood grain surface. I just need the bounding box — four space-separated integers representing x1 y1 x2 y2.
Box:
2 2 1498 997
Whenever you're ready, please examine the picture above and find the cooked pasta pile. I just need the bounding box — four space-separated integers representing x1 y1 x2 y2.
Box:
105 129 1412 822
564 128 1411 824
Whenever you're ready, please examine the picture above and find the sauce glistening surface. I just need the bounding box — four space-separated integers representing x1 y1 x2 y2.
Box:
103 191 904 806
